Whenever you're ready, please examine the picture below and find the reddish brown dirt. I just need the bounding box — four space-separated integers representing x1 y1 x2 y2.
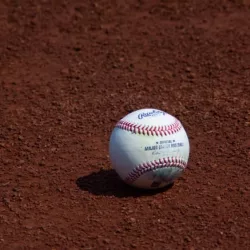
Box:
0 0 250 249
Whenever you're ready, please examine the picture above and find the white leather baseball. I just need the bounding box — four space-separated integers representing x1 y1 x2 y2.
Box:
109 108 190 189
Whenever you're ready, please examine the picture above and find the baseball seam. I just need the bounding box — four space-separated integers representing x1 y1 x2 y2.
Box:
116 118 182 136
124 157 187 183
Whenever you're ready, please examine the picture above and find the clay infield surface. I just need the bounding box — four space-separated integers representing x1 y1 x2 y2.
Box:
0 0 249 249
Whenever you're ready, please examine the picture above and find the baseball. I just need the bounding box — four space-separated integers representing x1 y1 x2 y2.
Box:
109 108 190 189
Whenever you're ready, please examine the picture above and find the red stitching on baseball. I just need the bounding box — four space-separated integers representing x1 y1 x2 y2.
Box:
124 157 187 184
116 119 182 136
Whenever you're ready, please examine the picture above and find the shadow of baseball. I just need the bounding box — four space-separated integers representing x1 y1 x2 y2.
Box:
76 168 174 198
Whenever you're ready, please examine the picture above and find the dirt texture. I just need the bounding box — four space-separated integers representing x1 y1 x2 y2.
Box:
0 0 250 249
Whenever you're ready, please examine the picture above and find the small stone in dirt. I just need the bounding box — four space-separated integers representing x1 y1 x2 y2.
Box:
188 72 196 79
184 236 191 242
103 238 110 244
61 68 69 75
129 217 136 223
18 135 24 141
